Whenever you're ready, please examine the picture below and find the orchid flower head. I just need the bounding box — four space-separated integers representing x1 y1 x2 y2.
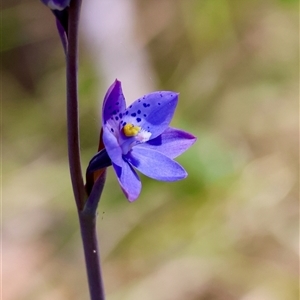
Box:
87 80 196 201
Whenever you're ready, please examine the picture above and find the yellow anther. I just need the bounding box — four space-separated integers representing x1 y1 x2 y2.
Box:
123 123 141 137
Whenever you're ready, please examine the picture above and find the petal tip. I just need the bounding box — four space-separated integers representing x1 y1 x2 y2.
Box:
114 78 121 86
191 136 197 143
127 195 138 202
122 188 139 202
175 168 188 181
170 91 179 100
173 166 188 181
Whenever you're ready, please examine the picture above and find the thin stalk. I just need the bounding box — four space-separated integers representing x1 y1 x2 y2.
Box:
66 0 85 210
79 213 105 300
79 172 107 300
66 1 106 299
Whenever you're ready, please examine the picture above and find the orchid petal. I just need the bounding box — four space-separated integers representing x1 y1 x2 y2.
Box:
121 92 178 139
127 147 187 181
113 162 141 202
139 127 197 158
103 127 123 167
102 79 126 126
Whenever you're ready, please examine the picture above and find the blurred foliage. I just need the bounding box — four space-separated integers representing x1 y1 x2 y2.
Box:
2 0 298 300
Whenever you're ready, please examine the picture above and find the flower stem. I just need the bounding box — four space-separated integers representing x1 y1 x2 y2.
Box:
67 0 85 210
79 212 105 300
66 0 106 299
79 171 107 300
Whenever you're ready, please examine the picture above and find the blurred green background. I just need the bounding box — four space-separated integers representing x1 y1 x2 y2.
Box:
2 0 298 299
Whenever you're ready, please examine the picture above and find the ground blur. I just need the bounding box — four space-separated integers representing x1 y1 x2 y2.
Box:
2 0 299 299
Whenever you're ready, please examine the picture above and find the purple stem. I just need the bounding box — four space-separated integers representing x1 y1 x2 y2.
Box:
66 0 106 299
79 215 105 300
80 171 107 300
66 0 85 210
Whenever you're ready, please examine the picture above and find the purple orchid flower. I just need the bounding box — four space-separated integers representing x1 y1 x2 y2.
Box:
87 80 196 201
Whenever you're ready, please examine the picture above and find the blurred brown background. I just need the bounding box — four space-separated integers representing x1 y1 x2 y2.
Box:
2 0 299 299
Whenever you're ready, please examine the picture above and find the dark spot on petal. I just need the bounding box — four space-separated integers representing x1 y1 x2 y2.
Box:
143 114 147 117
112 110 117 115
111 128 114 132
125 111 129 115
115 116 119 121
115 102 119 105
137 110 141 114
138 99 141 102
129 105 132 108
158 103 161 105
123 121 126 126
131 113 137 117
143 103 148 107
119 113 122 118
136 118 141 123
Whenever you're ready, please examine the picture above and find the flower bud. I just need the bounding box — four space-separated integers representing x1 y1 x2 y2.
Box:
40 0 71 11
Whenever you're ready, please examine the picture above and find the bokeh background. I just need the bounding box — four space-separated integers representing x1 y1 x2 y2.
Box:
2 0 299 299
